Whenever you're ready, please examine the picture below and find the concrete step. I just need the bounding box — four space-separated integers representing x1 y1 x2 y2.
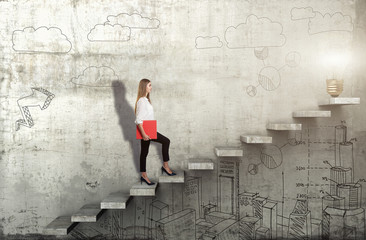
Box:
240 135 272 143
293 111 331 117
159 170 185 183
267 123 301 131
214 147 243 157
71 204 105 222
101 192 132 209
188 159 214 170
319 97 360 106
43 216 78 235
130 181 158 196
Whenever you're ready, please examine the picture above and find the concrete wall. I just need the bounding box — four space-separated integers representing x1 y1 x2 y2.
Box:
0 0 365 239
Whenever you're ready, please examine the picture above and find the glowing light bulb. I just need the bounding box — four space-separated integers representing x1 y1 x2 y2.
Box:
319 50 350 80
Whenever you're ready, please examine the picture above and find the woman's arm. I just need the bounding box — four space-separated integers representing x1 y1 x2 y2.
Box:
135 99 151 141
137 123 151 141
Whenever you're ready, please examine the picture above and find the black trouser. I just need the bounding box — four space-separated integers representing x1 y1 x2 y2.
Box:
140 132 170 172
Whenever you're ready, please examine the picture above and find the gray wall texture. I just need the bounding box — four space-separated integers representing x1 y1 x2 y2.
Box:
1 0 366 239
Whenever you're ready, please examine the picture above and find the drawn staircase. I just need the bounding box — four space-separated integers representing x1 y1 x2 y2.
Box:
43 97 360 236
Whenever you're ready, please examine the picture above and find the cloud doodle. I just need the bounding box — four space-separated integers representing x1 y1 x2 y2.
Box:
225 15 286 48
70 66 121 87
87 12 160 42
12 26 72 53
309 12 353 34
290 7 354 35
106 13 160 29
291 7 315 20
195 36 223 49
87 23 131 42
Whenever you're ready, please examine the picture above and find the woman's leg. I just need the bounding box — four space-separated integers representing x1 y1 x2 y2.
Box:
140 139 151 172
151 132 170 162
151 132 174 173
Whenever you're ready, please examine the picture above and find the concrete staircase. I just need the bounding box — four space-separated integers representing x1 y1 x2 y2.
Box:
44 195 132 235
43 97 360 236
266 97 359 131
44 170 185 235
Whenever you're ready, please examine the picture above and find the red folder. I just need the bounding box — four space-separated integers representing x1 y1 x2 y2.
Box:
136 120 157 139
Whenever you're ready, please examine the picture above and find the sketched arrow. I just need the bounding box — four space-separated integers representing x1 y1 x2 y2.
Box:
15 88 55 131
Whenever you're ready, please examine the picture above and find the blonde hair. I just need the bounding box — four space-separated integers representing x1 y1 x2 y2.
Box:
135 79 151 114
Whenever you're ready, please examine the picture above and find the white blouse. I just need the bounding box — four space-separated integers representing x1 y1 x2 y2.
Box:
135 97 155 125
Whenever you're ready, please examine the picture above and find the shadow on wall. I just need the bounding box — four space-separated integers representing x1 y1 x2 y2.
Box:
112 80 140 173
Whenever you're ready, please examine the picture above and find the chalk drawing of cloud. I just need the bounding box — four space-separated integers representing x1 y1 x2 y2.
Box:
87 23 131 42
106 13 160 29
195 36 223 49
291 7 315 20
225 15 286 48
71 66 120 87
12 26 72 53
309 12 353 34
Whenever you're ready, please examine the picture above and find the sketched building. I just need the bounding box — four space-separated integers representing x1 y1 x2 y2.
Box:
335 124 355 178
256 226 271 239
155 209 196 240
239 192 259 218
239 216 261 240
198 206 238 239
201 219 238 240
253 197 267 220
321 124 365 239
322 183 364 239
337 183 362 210
237 191 278 240
263 201 277 239
288 199 311 239
149 200 169 240
322 207 365 240
322 195 345 210
218 159 240 218
183 177 202 219
329 166 352 195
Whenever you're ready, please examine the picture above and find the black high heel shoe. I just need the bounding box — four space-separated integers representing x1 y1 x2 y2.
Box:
140 176 155 185
161 166 176 176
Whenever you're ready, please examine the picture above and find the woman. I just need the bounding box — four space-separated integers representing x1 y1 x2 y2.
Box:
135 79 176 185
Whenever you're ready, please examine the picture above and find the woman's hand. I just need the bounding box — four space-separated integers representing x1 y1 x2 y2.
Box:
142 134 151 141
138 123 151 141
